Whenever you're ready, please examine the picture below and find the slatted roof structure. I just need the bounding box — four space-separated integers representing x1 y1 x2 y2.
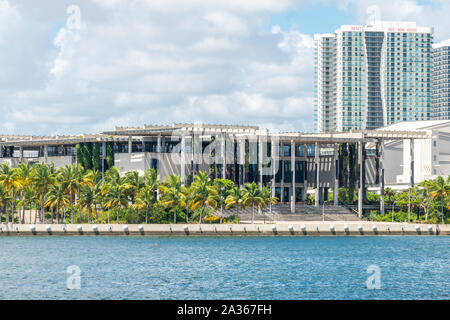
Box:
0 134 129 147
0 123 433 148
103 123 260 136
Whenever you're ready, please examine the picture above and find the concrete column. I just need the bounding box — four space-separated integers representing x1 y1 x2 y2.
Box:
303 144 308 201
102 141 106 180
157 134 161 178
291 140 295 213
191 133 195 180
379 138 385 215
280 149 284 203
315 142 319 207
181 134 186 185
334 143 339 206
409 138 414 221
258 136 263 189
271 139 276 198
410 138 414 187
19 146 23 164
239 137 245 187
128 136 132 154
358 141 363 218
222 134 226 179
44 145 48 164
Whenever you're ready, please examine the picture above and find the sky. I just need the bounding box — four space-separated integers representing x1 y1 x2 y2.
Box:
1 0 450 135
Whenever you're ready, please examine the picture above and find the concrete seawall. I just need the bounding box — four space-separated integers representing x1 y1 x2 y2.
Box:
0 222 448 236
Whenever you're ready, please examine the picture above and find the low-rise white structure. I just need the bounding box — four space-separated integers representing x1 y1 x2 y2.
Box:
373 120 450 190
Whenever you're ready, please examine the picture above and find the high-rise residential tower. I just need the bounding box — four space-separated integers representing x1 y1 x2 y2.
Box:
432 40 450 120
315 21 433 132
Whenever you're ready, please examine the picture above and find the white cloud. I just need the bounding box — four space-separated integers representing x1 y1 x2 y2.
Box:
0 0 316 135
191 37 237 51
341 0 450 41
203 11 249 35
2 0 448 136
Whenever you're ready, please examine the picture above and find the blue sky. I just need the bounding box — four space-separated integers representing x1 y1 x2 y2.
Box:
1 0 450 135
269 2 356 35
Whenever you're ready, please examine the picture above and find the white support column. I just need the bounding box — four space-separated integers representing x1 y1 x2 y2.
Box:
239 137 245 188
291 139 295 213
221 133 226 179
379 139 385 215
303 144 308 201
410 138 414 188
409 138 414 221
271 139 276 198
280 143 284 203
181 133 186 185
19 146 23 164
44 145 48 164
258 136 263 189
128 136 132 154
315 142 319 207
191 133 195 180
102 141 106 180
358 141 363 218
334 143 339 206
157 134 161 179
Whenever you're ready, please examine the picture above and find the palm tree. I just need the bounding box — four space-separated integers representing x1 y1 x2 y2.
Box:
45 184 70 224
160 175 183 224
417 181 434 221
429 176 450 224
144 168 159 190
20 186 37 224
384 187 396 216
31 163 55 223
83 169 102 219
160 185 183 224
0 163 17 223
190 171 217 223
260 186 279 224
58 164 84 223
0 184 10 223
214 179 234 223
104 166 121 185
16 163 33 224
76 185 97 223
132 168 159 224
134 186 156 223
125 170 144 213
103 179 130 223
225 186 244 223
180 186 196 223
241 182 263 224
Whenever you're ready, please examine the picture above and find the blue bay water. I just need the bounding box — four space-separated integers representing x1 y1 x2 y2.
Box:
0 236 448 300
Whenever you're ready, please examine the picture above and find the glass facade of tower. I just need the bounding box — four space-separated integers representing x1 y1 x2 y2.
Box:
385 32 432 124
432 45 450 120
341 31 365 130
314 35 336 132
365 32 384 130
315 22 433 133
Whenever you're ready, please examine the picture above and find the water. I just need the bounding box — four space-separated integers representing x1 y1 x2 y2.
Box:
0 236 448 300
